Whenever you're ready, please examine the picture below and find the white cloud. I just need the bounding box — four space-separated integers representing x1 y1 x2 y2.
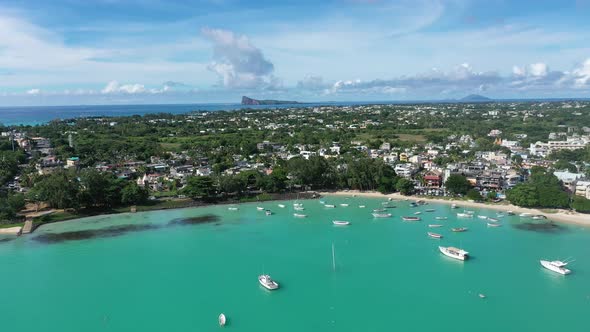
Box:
26 88 41 95
101 81 146 94
572 58 590 87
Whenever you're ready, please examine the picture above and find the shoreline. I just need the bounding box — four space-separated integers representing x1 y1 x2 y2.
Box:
0 227 22 235
320 190 590 227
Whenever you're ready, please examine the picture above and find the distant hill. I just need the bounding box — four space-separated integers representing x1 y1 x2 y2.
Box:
241 96 300 105
460 94 493 102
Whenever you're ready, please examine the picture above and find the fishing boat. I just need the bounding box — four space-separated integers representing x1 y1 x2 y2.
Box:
256 207 264 211
428 232 443 239
428 224 443 228
219 313 226 327
228 207 238 211
479 294 486 299
435 216 448 220
487 217 499 222
451 203 459 209
477 215 488 220
332 220 351 226
293 213 307 218
425 209 436 212
540 260 571 275
402 216 421 221
339 203 349 207
358 205 366 208
451 227 468 232
409 202 418 207
487 222 501 227
456 213 472 218
507 211 515 215
265 209 272 216
294 206 305 211
373 208 386 213
258 274 280 290
414 211 422 215
325 204 336 208
532 215 547 220
372 213 392 218
519 212 532 217
439 246 469 260
278 204 285 208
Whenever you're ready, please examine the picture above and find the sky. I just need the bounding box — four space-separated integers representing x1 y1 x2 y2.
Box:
0 0 589 106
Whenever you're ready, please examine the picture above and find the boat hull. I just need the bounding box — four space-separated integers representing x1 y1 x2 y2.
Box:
439 246 468 261
540 260 571 275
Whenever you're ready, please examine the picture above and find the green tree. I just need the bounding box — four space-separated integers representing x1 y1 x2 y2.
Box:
28 171 80 209
466 189 483 201
182 176 216 201
506 183 539 207
445 174 471 195
571 196 590 213
553 160 577 173
121 182 149 205
395 178 414 195
486 190 497 201
78 169 123 208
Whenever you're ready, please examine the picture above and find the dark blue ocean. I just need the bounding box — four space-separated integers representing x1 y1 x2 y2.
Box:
0 102 374 126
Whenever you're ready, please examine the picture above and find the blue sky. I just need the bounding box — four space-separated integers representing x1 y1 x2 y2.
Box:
0 0 589 105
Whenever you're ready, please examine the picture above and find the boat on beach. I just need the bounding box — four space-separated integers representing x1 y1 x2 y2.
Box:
402 216 421 221
428 224 443 228
428 232 443 239
332 220 351 226
372 213 392 218
259 274 280 290
540 260 571 275
293 213 307 218
451 227 468 232
439 246 469 260
435 216 448 220
219 313 226 327
532 215 547 220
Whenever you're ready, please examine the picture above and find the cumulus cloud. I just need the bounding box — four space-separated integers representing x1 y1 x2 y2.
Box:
571 58 590 87
101 80 146 94
297 75 328 90
26 88 41 95
201 27 277 89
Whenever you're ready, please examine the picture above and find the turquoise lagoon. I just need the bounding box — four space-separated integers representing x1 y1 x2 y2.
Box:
0 196 589 332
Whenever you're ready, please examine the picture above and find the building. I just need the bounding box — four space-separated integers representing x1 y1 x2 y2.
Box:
66 157 80 168
394 163 417 178
575 181 590 199
554 171 584 192
423 170 443 188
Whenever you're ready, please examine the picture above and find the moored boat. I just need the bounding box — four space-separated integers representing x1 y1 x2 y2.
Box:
428 232 443 239
228 207 238 211
507 211 515 215
428 224 443 228
451 203 459 209
294 206 305 211
439 246 469 260
265 209 272 216
325 204 336 208
540 260 571 275
456 213 472 218
339 203 349 207
258 274 280 290
519 212 532 217
451 227 468 232
373 208 386 212
487 217 499 222
332 220 351 226
414 211 422 215
293 213 307 218
256 206 264 211
487 222 501 227
532 215 547 220
402 216 421 221
358 205 366 208
425 209 436 212
278 204 285 208
219 313 226 327
435 216 448 220
372 213 392 218
477 215 488 220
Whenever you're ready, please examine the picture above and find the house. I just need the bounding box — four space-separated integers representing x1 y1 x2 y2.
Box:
423 170 443 188
170 165 194 178
476 171 503 190
66 157 80 168
574 181 590 199
554 171 584 192
395 163 417 178
383 152 398 164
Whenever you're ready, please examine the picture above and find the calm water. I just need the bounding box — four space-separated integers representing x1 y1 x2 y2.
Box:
0 102 373 126
1 196 589 332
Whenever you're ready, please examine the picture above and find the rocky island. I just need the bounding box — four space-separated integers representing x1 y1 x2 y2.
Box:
241 96 300 105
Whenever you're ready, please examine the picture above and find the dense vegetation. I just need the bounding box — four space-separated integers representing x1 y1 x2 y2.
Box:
507 167 570 209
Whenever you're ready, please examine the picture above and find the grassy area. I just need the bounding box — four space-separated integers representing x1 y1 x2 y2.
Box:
0 222 24 228
395 133 427 142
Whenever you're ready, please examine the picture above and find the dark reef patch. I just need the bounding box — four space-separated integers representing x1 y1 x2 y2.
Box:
168 214 220 226
513 221 564 233
0 237 14 243
33 224 161 243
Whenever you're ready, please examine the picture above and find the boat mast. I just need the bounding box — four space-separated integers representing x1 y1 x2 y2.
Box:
332 243 336 271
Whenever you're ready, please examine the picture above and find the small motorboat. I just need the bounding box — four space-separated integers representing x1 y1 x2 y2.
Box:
465 210 475 215
319 200 326 204
402 216 421 221
409 202 418 207
477 215 488 220
372 213 392 218
293 213 307 218
259 274 280 290
358 205 366 208
256 206 264 211
435 216 448 220
339 203 349 207
373 208 386 213
451 203 459 209
506 211 515 215
325 204 336 208
428 224 443 228
293 202 303 207
294 206 305 211
428 232 443 239
540 260 571 275
228 207 238 211
487 217 499 222
479 294 486 299
487 222 501 227
519 212 532 217
425 209 436 212
278 204 285 208
265 209 273 216
532 215 547 220
452 227 468 232
414 211 422 215
388 197 394 201
332 220 351 226
439 246 469 260
456 213 472 218
219 313 227 327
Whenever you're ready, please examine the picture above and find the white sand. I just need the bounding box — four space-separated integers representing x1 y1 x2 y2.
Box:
319 191 590 227
0 227 22 235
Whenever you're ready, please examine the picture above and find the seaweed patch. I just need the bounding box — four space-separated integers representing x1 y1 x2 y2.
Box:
168 214 220 226
513 221 563 233
33 224 161 243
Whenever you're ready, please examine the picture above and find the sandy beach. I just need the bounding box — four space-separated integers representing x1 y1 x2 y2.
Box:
320 191 590 227
0 227 22 235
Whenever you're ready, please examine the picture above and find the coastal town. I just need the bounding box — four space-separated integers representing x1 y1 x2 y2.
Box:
1 100 590 230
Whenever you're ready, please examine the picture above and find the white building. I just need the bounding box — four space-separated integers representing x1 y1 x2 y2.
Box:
575 181 590 199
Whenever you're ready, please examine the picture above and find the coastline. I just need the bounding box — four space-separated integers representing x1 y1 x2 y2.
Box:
320 190 590 227
0 227 22 235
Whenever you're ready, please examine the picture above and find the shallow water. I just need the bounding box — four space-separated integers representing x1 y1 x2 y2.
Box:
1 196 589 332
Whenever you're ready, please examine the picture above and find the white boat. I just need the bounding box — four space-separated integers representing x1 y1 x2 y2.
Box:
428 232 443 239
332 220 351 226
435 216 448 220
339 203 349 207
402 216 421 221
532 215 547 220
414 211 422 215
519 212 532 217
256 207 264 211
294 206 305 211
373 208 386 212
219 313 226 326
451 204 459 209
372 213 392 218
228 207 238 211
487 217 499 222
388 197 394 201
293 202 303 207
265 210 273 216
439 246 469 261
452 227 468 232
428 224 443 228
325 204 336 208
487 222 501 227
258 274 280 290
477 215 488 220
319 200 326 204
457 213 472 218
358 205 366 208
425 209 436 212
540 260 571 275
465 210 475 215
293 213 307 218
507 211 515 215
278 204 285 208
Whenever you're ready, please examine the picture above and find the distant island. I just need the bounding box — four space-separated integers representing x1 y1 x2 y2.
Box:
460 94 493 102
241 96 300 105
